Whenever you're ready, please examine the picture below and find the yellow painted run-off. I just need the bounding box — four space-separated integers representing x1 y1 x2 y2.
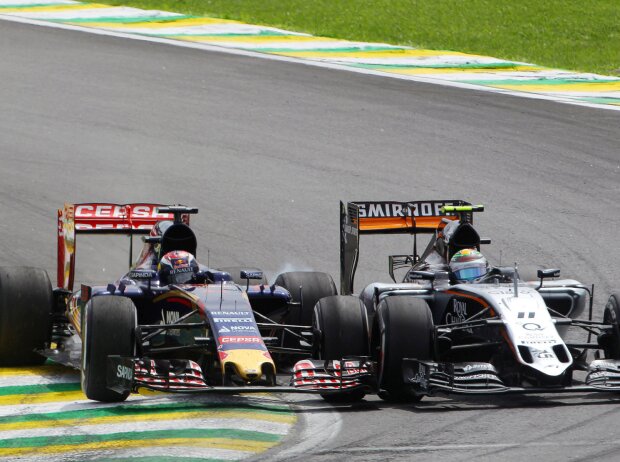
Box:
0 364 296 461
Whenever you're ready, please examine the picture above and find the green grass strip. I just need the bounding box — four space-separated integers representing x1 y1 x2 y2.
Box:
0 428 281 449
0 382 80 396
0 401 292 424
76 0 620 76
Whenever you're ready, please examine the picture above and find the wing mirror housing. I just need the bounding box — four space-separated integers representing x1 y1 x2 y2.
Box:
535 268 560 290
409 270 435 281
537 268 561 279
240 270 264 280
240 270 264 290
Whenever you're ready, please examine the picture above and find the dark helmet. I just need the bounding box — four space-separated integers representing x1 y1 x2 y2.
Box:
449 248 488 282
158 250 199 285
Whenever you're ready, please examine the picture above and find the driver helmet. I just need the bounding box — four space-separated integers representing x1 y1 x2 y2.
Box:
449 248 488 282
158 250 199 285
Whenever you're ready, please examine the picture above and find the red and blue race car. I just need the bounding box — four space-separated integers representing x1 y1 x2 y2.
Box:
0 203 347 402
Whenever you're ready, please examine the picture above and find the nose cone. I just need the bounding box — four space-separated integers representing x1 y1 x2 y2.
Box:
221 349 275 382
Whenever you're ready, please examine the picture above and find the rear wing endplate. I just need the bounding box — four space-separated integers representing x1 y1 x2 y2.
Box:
57 203 189 291
340 200 474 294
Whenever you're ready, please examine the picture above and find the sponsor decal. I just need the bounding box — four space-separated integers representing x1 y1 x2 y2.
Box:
116 364 133 380
219 336 261 344
161 310 181 335
75 223 152 231
460 363 496 373
243 271 263 279
520 339 557 345
459 373 500 381
73 204 174 230
212 311 253 316
343 223 358 238
162 310 181 324
212 317 254 323
357 201 453 218
230 325 257 331
445 299 473 333
533 349 555 359
522 323 544 331
218 326 230 333
128 270 154 279
75 204 167 219
409 363 429 388
169 267 192 275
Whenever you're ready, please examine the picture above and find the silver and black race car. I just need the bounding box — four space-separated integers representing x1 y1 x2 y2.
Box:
0 203 339 402
292 200 620 403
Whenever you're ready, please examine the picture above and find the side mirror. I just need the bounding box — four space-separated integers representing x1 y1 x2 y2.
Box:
191 270 213 284
240 270 264 280
409 270 435 281
537 268 560 279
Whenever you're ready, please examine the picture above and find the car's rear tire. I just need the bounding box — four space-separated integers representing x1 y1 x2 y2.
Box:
0 267 52 366
218 266 268 286
81 296 136 402
314 295 369 402
603 292 620 359
274 271 338 365
376 296 433 402
275 271 337 326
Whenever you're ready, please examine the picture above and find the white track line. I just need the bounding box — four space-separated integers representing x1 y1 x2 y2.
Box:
265 394 343 461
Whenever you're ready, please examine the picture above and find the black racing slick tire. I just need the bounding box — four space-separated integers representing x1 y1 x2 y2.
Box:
313 296 369 402
0 267 52 366
81 296 136 402
218 266 268 286
275 271 337 326
603 292 620 359
376 296 433 403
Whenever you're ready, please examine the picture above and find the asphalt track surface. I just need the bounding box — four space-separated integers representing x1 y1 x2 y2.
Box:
2 18 620 462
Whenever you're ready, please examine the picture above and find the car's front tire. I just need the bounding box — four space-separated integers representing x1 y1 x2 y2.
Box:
375 296 433 402
81 296 136 402
313 295 369 402
603 292 620 359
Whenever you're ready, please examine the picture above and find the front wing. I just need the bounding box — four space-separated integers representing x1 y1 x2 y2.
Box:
107 356 374 395
403 358 620 395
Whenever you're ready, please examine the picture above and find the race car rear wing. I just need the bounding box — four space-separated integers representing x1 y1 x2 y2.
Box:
57 203 191 291
340 200 478 294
